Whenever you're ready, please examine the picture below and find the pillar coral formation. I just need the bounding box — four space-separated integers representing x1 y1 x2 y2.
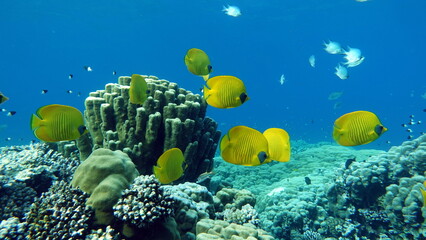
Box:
83 75 221 182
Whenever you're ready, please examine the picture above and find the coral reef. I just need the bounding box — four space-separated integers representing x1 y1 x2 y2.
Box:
328 135 426 239
3 133 424 240
83 76 221 181
0 144 80 221
196 219 275 240
163 182 216 239
24 181 94 239
113 175 175 228
214 188 259 226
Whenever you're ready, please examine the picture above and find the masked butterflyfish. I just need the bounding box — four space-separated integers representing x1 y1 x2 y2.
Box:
263 128 291 162
0 92 9 105
153 148 186 184
220 126 269 166
129 74 148 105
333 110 387 146
184 48 212 80
30 104 88 142
203 76 249 109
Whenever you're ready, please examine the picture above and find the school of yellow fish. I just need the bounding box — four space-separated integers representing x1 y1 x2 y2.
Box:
0 47 388 184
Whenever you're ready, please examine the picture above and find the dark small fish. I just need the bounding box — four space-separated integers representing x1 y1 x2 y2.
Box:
7 111 16 116
112 71 117 75
386 140 391 144
345 158 356 169
0 108 6 112
66 90 73 94
83 66 93 72
5 137 11 141
408 121 415 125
418 121 422 124
423 109 426 112
41 89 48 94
69 74 73 79
304 176 311 185
401 124 407 127
30 140 36 144
406 129 413 132
77 92 81 97
408 135 413 139
409 115 415 118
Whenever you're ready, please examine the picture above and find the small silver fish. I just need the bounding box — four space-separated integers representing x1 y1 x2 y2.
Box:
83 66 93 72
309 55 316 68
223 5 241 17
279 74 286 85
324 40 343 54
343 47 365 67
335 64 348 80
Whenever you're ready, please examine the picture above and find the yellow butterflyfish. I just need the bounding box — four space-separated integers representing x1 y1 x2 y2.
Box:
30 104 87 142
184 48 212 81
203 75 249 109
129 74 148 105
333 110 387 146
153 148 186 184
220 126 269 166
0 92 8 105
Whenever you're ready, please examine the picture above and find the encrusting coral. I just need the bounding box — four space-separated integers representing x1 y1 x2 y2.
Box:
71 148 139 224
82 75 221 182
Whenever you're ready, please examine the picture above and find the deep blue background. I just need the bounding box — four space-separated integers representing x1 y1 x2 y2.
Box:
0 0 425 149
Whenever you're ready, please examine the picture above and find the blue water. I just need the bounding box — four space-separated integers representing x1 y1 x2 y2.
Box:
0 0 425 149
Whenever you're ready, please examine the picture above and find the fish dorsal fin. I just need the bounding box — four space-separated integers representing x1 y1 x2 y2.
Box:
35 104 65 119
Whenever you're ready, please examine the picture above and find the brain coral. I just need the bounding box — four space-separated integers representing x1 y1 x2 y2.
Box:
82 75 221 182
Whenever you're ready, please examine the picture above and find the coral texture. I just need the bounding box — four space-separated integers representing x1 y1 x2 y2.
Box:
24 181 94 240
328 135 426 239
0 144 80 221
72 148 139 212
83 75 221 181
163 182 216 239
113 175 175 228
196 219 275 240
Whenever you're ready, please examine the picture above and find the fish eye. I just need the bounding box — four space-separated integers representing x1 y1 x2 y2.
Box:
258 151 267 163
239 93 248 103
207 65 213 72
78 125 87 135
374 125 384 136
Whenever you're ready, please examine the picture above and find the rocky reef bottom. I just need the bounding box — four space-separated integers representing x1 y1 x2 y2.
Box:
1 134 426 240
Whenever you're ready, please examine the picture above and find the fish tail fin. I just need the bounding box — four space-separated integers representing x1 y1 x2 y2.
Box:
30 114 42 131
420 187 426 207
153 165 162 182
203 85 211 100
